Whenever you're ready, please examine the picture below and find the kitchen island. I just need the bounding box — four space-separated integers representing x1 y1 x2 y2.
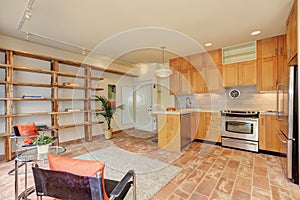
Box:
152 109 221 152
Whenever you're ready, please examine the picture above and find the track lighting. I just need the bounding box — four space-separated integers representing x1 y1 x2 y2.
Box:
25 9 32 20
24 32 29 40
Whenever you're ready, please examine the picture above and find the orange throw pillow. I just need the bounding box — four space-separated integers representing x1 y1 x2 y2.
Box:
16 122 39 144
48 154 108 200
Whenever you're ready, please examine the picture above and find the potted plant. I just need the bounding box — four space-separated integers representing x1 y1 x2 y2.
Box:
95 95 123 139
32 133 54 154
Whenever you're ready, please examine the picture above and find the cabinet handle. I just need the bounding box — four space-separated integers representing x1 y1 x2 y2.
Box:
279 48 282 56
261 118 264 126
275 48 278 56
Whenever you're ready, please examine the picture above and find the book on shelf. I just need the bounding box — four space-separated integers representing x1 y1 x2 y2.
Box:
65 108 81 112
36 124 48 130
63 82 79 87
22 95 44 99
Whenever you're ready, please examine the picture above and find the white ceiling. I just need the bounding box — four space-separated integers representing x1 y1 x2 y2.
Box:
0 0 294 67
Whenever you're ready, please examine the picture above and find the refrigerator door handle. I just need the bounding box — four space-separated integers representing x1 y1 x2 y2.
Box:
277 131 287 143
276 84 284 120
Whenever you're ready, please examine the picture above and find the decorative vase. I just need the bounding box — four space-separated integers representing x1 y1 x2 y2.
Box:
37 144 49 154
104 129 113 140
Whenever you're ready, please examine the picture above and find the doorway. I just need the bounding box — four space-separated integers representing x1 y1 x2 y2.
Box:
134 80 154 132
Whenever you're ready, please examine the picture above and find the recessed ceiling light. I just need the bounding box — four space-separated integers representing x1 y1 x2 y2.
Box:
250 30 261 36
205 43 212 47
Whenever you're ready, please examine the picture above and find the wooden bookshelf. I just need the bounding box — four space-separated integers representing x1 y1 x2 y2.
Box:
0 46 139 161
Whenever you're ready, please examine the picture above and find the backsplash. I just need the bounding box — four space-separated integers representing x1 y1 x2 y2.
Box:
175 86 277 111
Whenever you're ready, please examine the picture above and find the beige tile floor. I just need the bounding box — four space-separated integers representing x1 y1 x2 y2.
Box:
1 129 300 200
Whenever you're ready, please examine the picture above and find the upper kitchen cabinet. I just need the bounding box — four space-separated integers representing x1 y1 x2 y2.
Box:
222 60 256 87
257 57 278 91
169 57 193 95
169 58 181 95
205 49 222 66
257 35 286 58
204 50 223 92
257 35 287 91
286 0 297 65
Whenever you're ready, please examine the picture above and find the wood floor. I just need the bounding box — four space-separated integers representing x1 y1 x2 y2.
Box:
1 129 300 200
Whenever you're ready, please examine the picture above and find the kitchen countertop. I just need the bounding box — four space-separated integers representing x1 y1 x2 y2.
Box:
260 111 277 116
151 109 220 115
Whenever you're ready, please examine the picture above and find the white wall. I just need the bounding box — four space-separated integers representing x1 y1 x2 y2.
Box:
133 63 175 111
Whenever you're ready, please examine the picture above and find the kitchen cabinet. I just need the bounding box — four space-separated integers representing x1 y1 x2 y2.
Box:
222 63 238 86
196 112 221 142
196 112 211 140
205 49 222 66
259 115 281 153
169 57 193 95
190 67 207 94
257 57 278 91
170 50 222 95
257 35 287 91
157 114 181 152
286 0 297 64
205 65 223 92
257 35 286 58
169 58 181 95
222 60 256 87
191 112 200 141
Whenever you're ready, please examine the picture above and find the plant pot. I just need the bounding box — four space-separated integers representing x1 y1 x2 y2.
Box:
104 129 113 140
37 144 49 154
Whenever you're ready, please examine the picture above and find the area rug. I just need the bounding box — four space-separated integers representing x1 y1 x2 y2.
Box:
75 146 182 200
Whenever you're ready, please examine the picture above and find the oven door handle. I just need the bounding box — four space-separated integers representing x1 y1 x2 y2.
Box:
276 131 287 143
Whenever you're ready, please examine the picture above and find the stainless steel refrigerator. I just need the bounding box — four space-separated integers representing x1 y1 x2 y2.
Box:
277 65 298 184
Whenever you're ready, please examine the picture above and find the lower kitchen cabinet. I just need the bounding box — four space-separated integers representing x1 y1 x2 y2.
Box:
195 112 221 143
191 112 200 140
157 114 181 152
259 115 281 153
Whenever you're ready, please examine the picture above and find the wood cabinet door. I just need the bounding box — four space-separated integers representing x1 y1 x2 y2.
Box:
257 36 278 58
222 63 238 87
205 49 222 66
190 67 207 94
290 0 298 61
257 57 278 91
206 65 223 92
180 69 192 94
259 115 281 153
286 0 297 63
197 112 207 140
277 34 287 56
259 115 267 150
277 55 289 86
238 60 257 86
191 112 200 141
169 58 181 95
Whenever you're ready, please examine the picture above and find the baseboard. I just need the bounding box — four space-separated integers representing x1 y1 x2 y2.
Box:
59 127 135 146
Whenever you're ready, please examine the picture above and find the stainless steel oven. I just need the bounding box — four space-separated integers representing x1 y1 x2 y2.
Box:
221 110 259 152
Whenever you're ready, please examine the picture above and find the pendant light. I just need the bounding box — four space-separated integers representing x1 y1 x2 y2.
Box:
155 47 173 78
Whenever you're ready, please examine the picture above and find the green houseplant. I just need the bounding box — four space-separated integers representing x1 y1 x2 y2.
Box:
95 95 123 139
33 133 54 154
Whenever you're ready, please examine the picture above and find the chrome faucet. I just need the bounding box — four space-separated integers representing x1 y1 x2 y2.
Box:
185 97 191 109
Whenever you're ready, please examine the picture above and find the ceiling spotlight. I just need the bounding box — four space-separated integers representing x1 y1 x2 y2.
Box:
24 32 29 40
205 42 212 47
250 30 261 36
25 9 32 20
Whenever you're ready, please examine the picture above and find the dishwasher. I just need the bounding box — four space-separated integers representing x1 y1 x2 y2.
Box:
180 113 191 148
